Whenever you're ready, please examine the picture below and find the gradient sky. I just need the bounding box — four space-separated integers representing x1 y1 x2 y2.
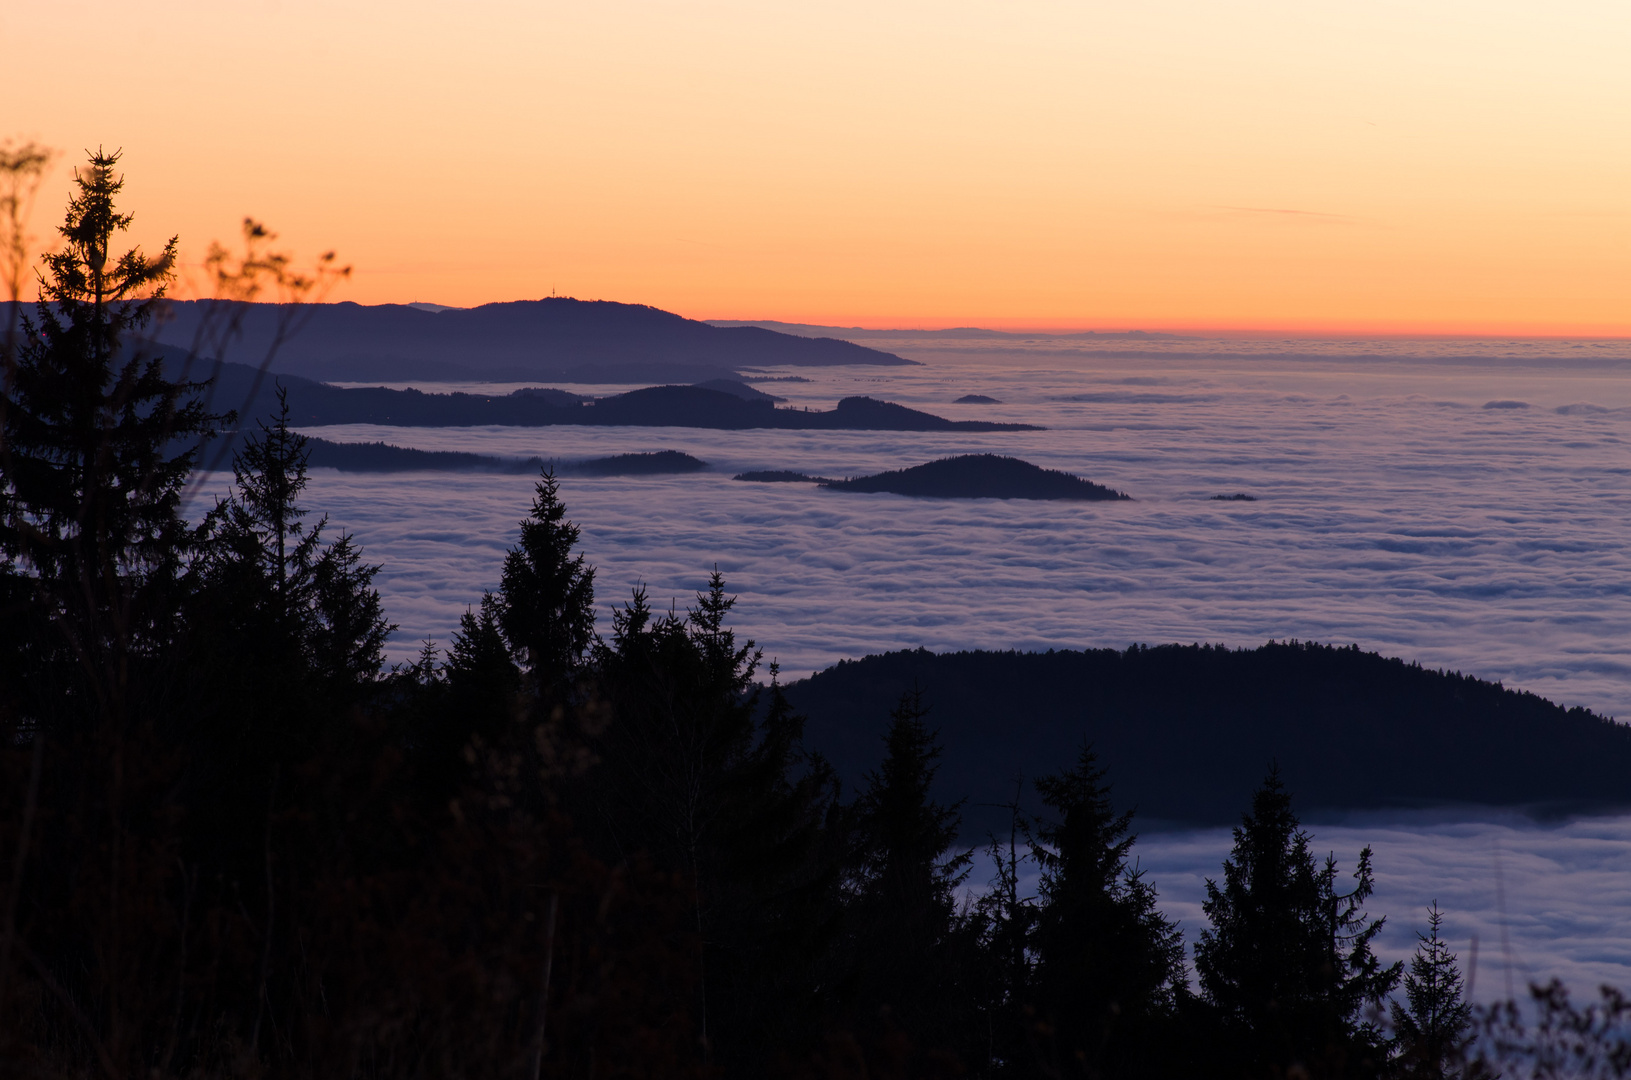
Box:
7 0 1629 332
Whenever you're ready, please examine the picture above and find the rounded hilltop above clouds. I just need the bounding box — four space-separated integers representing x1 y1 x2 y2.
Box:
821 454 1129 501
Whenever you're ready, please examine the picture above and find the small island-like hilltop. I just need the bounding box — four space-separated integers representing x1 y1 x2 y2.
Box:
822 454 1129 500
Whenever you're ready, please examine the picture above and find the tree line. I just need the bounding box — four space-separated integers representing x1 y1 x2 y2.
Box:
1 150 1626 1080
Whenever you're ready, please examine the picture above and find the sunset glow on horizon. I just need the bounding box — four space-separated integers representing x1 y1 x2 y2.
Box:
8 0 1629 335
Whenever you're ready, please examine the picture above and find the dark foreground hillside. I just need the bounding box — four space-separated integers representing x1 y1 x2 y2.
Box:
782 643 1631 831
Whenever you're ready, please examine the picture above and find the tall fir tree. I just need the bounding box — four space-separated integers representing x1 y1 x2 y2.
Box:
1195 768 1401 1079
848 687 974 1048
1028 745 1187 1078
191 386 393 709
1391 903 1474 1080
0 148 218 728
182 388 394 882
498 467 595 694
588 572 844 1074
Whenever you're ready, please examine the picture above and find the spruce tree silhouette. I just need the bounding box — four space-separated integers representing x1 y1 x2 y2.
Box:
499 467 595 695
1029 745 1186 1078
0 148 232 1076
1196 767 1401 1079
442 592 522 749
1391 903 1474 1080
0 147 219 730
187 385 393 732
849 687 973 1048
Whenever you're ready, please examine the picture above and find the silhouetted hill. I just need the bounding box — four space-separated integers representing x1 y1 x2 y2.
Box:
301 440 706 476
780 644 1631 834
821 454 1127 500
304 438 541 473
954 394 1002 404
575 451 706 475
694 378 785 403
734 471 829 483
152 298 915 383
193 362 1038 433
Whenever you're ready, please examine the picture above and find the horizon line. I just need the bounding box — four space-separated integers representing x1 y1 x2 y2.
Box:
119 295 1631 340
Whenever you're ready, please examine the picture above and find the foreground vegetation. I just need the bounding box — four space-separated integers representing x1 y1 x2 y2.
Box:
2 150 1628 1079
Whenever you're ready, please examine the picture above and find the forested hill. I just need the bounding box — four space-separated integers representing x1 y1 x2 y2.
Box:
150 297 915 383
822 454 1128 500
187 360 1036 432
781 643 1631 832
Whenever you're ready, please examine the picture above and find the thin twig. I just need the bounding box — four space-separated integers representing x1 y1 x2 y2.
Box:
527 892 559 1080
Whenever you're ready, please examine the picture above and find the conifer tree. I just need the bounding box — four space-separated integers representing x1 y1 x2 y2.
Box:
589 573 764 863
1028 745 1187 1077
192 387 393 705
1392 903 1473 1080
849 687 973 1045
310 532 392 697
445 592 522 737
498 467 595 693
1195 768 1401 1078
0 148 218 726
707 665 847 1072
588 573 849 1072
181 390 394 890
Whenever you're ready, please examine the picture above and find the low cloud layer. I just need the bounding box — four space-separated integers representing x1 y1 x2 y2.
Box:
290 348 1631 722
245 344 1631 994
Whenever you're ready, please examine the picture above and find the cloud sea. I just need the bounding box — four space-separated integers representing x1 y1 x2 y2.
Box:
216 335 1631 998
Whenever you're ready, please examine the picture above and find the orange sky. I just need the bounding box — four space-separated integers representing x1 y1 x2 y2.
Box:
6 0 1629 334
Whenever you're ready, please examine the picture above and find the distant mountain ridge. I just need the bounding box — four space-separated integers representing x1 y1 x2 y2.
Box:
150 297 915 383
707 319 1183 341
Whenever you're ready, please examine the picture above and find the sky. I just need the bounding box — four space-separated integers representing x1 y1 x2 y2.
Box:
6 0 1630 332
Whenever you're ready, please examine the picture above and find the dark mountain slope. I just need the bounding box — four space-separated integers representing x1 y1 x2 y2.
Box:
152 297 915 382
780 643 1631 833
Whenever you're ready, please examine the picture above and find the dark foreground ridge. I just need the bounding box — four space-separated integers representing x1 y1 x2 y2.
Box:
782 642 1631 832
152 296 916 383
821 453 1127 500
197 361 1038 432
